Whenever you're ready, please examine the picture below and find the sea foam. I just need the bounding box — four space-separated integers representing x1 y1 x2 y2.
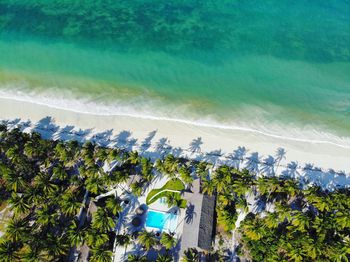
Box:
1 86 350 150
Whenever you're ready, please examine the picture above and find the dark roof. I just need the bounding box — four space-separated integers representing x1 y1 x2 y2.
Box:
198 194 216 250
180 187 216 256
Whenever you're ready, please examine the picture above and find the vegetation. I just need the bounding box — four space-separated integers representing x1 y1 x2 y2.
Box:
203 164 350 261
1 124 349 261
146 178 186 208
0 125 189 261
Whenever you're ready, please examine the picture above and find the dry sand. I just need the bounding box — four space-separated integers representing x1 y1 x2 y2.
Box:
0 97 349 179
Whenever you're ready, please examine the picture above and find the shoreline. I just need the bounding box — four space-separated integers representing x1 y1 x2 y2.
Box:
1 91 350 149
1 96 350 179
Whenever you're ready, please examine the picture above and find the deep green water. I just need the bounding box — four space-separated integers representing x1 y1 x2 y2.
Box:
0 1 350 138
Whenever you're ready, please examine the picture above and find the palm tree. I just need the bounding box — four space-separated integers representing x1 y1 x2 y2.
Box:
107 148 121 163
165 192 183 208
275 202 292 223
141 157 153 182
263 212 280 229
182 248 200 262
232 179 249 197
23 140 38 159
92 207 115 232
33 172 58 195
5 146 22 165
94 148 109 163
163 154 179 178
105 197 122 216
0 240 19 262
156 254 172 262
127 254 148 262
138 231 157 251
127 151 140 165
5 218 28 242
85 175 104 195
44 234 69 259
36 205 60 227
67 220 86 247
130 180 144 196
212 170 230 194
8 193 30 216
89 245 113 262
24 186 42 207
86 229 109 247
201 179 215 196
178 166 193 185
60 191 82 217
21 245 46 262
115 233 131 255
52 165 68 181
290 211 310 233
160 232 177 250
3 172 27 193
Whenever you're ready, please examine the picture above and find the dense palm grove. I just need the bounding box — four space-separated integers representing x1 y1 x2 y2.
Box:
0 124 350 261
0 125 183 261
203 166 350 261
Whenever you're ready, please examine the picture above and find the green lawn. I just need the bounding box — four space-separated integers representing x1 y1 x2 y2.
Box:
146 178 186 207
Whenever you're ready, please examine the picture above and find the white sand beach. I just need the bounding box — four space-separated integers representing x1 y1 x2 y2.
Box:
0 97 349 188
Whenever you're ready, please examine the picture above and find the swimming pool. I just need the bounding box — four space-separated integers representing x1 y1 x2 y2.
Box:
145 210 178 232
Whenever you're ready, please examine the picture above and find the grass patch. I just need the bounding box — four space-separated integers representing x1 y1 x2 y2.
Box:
146 178 185 206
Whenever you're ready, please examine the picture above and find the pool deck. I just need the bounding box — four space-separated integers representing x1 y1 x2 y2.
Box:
112 175 214 262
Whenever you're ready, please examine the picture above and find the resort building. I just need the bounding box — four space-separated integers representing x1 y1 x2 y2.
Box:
180 180 216 257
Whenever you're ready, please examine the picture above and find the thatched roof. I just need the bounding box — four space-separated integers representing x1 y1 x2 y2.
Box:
198 194 216 250
180 190 216 255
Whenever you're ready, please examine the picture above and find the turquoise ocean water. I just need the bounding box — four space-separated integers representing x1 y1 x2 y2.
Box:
0 1 350 141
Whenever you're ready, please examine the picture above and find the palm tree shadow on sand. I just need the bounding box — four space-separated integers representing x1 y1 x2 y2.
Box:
140 130 157 152
34 116 60 138
2 117 350 191
88 129 113 147
228 146 248 169
155 137 172 158
245 152 260 175
188 137 203 154
260 155 276 176
113 130 132 149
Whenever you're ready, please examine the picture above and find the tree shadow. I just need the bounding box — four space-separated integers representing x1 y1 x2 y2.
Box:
260 155 276 176
6 118 21 128
227 146 247 169
113 130 132 149
171 147 183 158
302 165 350 191
281 161 300 179
185 203 196 224
203 149 222 165
18 119 32 131
33 116 59 139
245 152 260 175
275 147 286 162
140 130 157 151
127 137 138 151
188 137 203 154
72 128 93 143
55 125 75 141
154 137 171 158
93 129 113 146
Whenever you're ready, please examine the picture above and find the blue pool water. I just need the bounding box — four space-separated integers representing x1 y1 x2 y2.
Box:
146 210 178 232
